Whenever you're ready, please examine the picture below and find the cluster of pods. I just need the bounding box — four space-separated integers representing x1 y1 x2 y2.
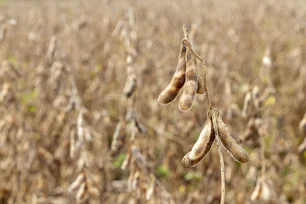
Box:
182 110 249 167
158 39 204 112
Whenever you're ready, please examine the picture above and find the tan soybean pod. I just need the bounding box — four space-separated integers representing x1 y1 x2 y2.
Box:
178 40 198 111
182 134 215 167
182 118 215 167
189 118 213 159
217 115 249 163
181 151 203 167
197 75 205 94
158 42 187 104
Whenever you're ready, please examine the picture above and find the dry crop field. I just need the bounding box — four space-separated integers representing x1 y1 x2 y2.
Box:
0 0 306 204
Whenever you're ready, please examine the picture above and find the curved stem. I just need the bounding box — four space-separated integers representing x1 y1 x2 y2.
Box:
185 40 212 110
202 62 213 110
191 47 204 62
182 28 212 109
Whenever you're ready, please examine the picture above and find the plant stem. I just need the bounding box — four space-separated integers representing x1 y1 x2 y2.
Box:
183 26 225 204
202 62 213 110
211 109 225 204
260 132 266 178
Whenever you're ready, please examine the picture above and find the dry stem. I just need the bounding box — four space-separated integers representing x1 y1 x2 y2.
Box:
183 26 225 204
260 128 266 178
211 110 225 204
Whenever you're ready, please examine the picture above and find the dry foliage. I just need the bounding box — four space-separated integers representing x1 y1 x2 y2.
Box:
0 0 306 204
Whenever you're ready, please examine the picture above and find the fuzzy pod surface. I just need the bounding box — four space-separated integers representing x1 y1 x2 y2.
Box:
217 115 249 163
182 118 215 167
178 40 198 111
158 42 187 104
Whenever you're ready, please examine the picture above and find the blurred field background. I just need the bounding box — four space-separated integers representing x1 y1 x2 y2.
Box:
0 0 306 203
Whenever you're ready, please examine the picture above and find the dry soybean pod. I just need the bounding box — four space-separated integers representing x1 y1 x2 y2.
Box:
182 133 215 167
189 117 213 159
182 118 214 167
181 151 203 167
158 41 187 104
197 75 205 94
216 112 249 163
178 40 198 111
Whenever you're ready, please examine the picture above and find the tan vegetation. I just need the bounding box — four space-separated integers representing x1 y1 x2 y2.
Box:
0 0 306 203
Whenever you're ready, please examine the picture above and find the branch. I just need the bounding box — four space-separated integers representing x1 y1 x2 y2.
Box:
211 109 225 204
184 26 225 204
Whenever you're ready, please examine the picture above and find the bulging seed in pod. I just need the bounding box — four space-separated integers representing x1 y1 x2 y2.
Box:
182 118 215 167
196 75 205 94
158 42 186 104
216 112 249 163
182 133 215 167
181 152 202 167
189 118 213 159
179 40 198 112
181 131 215 167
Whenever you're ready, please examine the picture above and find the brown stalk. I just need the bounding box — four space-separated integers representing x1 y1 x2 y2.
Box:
183 26 225 204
